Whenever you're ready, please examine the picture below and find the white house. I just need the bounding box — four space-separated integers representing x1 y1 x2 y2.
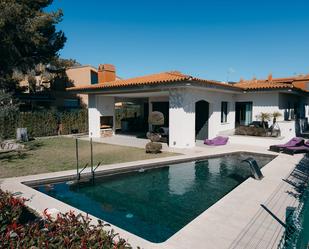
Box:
67 64 309 148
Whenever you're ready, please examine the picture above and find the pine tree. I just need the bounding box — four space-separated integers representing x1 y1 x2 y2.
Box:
0 0 66 92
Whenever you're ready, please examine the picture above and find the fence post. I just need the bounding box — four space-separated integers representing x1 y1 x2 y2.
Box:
76 138 79 180
90 137 93 174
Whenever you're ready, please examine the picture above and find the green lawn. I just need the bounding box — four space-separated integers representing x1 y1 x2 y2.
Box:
0 137 176 178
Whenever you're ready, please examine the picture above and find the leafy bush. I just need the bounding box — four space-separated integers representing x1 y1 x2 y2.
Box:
19 111 59 137
0 109 88 140
61 110 88 135
0 190 131 249
0 191 27 231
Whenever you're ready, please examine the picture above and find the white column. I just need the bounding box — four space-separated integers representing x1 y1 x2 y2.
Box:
148 98 152 132
207 103 216 139
169 89 195 148
88 94 101 137
88 95 115 137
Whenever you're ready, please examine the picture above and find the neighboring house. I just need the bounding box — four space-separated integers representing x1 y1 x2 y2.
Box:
67 65 309 148
66 64 122 107
66 65 98 107
17 64 117 110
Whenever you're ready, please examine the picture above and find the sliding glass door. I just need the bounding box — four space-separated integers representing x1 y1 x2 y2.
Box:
235 102 253 126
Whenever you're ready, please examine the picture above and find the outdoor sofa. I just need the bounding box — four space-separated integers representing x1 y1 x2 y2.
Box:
269 137 304 152
204 136 229 146
282 140 309 155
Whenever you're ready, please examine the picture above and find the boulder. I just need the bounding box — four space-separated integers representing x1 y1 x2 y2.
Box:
148 111 164 126
145 142 162 154
146 132 161 142
0 140 25 151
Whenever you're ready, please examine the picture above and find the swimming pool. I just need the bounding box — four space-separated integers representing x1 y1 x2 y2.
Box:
33 152 275 243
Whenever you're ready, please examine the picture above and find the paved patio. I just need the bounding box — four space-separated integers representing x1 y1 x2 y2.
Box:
80 134 292 155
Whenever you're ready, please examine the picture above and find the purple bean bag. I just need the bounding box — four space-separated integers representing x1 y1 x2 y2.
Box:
204 136 229 146
283 140 309 155
269 137 304 152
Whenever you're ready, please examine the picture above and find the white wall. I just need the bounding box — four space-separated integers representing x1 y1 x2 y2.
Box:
88 95 115 138
278 121 296 139
169 87 236 148
169 88 195 148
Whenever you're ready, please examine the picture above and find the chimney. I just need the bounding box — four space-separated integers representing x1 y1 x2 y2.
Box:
98 64 116 83
268 73 272 82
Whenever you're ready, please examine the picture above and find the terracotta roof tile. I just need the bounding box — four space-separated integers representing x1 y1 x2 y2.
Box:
67 70 309 93
234 75 309 92
67 71 240 91
234 81 294 90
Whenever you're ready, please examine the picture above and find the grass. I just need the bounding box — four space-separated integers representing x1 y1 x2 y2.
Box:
0 137 176 178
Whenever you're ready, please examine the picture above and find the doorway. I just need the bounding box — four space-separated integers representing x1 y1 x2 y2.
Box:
235 102 253 126
195 100 209 140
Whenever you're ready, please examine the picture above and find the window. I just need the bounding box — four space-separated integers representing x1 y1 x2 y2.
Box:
90 70 98 84
64 99 79 108
221 101 228 123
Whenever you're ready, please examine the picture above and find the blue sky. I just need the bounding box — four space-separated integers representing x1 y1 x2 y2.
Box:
49 0 309 82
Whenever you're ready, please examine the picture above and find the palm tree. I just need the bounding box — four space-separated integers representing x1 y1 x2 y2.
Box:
272 111 282 126
256 112 271 130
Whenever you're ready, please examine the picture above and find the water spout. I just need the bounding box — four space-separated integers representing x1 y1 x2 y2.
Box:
242 157 264 180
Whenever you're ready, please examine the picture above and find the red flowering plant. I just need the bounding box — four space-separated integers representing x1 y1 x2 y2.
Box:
0 190 132 249
0 190 27 234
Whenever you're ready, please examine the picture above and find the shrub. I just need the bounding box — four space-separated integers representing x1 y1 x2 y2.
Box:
61 109 88 135
19 111 59 137
0 191 27 231
0 190 131 249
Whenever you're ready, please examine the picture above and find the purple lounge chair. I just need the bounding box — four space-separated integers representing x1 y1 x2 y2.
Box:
282 140 309 155
204 136 229 146
269 137 304 152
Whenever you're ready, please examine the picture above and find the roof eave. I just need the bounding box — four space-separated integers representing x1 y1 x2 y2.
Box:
66 80 242 94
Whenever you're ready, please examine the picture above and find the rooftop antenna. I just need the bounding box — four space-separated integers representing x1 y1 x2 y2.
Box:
227 67 235 83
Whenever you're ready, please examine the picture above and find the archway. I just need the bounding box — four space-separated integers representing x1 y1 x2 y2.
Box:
195 100 209 140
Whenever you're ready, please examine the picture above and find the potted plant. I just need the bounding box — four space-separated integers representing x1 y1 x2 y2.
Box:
272 111 282 125
270 111 282 137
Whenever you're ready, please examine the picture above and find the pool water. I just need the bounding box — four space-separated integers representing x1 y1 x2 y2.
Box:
34 152 275 243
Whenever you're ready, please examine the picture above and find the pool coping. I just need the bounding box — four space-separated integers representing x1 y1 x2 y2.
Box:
23 151 275 187
0 147 303 249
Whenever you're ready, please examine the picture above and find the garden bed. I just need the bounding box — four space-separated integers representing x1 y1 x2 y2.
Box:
235 125 280 137
0 190 131 248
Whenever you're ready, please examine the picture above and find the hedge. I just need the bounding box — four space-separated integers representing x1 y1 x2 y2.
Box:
0 109 88 140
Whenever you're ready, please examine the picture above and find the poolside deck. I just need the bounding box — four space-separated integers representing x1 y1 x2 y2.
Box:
229 155 309 249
